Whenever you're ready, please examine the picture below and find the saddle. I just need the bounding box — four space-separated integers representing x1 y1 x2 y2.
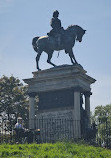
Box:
47 27 65 47
48 33 64 48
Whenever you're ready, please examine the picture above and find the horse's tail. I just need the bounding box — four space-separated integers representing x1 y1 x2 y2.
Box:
32 37 39 52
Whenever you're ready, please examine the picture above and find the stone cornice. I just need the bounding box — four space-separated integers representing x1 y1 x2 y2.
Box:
23 66 96 85
23 65 96 94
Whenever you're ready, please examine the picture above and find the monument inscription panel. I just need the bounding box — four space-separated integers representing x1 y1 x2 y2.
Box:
38 89 74 110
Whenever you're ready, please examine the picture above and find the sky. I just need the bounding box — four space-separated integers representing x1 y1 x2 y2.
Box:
0 0 111 112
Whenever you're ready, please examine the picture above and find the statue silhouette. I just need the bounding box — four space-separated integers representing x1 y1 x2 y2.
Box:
32 11 86 70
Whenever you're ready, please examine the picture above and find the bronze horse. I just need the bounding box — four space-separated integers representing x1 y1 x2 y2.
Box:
32 25 86 70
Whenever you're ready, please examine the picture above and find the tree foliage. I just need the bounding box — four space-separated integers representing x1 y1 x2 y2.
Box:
0 75 29 128
93 104 111 147
94 104 111 123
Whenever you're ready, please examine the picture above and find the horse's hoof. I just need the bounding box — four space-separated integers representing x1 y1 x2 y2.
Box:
37 68 41 71
72 62 78 66
74 61 78 64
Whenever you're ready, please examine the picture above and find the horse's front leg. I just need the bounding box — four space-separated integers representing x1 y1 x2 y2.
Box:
36 51 42 70
72 53 78 64
68 49 78 64
69 55 75 65
47 52 56 67
67 50 75 65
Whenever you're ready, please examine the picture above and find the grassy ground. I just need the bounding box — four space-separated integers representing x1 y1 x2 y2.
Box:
0 142 111 158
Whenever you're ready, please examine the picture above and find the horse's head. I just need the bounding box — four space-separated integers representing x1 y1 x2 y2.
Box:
75 25 86 42
67 25 86 42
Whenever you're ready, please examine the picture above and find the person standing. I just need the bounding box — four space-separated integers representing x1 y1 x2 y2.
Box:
15 117 23 129
15 117 24 143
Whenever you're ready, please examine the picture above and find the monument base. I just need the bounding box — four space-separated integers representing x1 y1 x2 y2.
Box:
24 64 96 142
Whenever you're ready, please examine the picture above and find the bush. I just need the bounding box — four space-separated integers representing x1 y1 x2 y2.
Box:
0 142 111 158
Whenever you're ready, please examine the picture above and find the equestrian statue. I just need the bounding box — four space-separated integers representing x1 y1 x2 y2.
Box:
32 10 86 70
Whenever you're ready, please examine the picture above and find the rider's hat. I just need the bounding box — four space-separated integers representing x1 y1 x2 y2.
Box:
53 10 59 17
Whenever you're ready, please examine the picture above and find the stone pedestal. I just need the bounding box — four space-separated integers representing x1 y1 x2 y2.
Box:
24 65 96 140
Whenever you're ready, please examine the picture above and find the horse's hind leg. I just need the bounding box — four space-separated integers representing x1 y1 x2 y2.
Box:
36 51 42 70
47 52 56 67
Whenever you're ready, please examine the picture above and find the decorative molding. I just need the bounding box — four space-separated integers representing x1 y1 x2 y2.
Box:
73 86 83 92
84 91 92 97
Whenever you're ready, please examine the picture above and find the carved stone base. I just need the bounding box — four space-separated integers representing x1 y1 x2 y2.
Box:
24 65 96 140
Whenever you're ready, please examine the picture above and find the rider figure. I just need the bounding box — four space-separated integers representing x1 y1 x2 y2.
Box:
47 10 64 46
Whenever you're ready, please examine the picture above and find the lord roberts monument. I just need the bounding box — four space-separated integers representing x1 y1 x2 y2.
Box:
24 11 96 141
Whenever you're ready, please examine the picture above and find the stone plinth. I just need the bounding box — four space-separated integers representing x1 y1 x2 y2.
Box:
24 65 95 93
24 65 96 140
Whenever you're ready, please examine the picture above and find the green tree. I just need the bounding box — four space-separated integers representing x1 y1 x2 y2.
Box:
0 75 29 128
94 104 111 123
93 104 111 147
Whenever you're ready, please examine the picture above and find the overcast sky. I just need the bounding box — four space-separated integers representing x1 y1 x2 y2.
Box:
0 0 111 112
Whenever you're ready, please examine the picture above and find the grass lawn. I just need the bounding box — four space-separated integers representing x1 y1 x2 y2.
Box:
0 142 111 158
